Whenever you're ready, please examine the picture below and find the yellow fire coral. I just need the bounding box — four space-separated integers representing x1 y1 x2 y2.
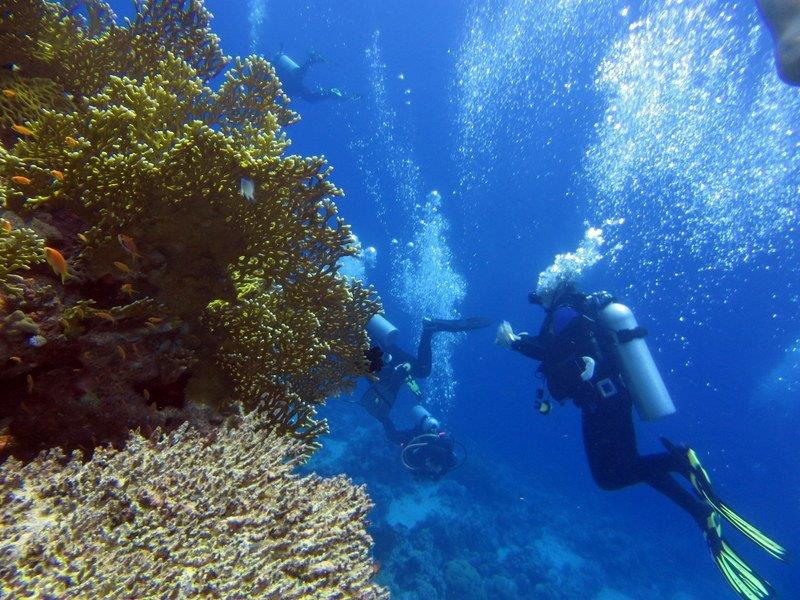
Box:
0 224 44 295
0 408 388 598
0 0 379 455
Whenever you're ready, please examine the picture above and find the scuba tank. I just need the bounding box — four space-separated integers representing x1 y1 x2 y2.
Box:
597 302 676 421
367 314 399 349
274 53 301 75
411 405 440 434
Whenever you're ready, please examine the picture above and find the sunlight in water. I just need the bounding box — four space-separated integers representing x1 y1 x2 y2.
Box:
587 0 800 275
359 32 466 411
248 0 267 53
453 0 626 194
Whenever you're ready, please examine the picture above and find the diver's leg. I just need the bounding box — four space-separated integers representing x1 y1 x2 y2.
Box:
646 473 711 527
410 326 434 378
757 0 800 84
581 392 644 490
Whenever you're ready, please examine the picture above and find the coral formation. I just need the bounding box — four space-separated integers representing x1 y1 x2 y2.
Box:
0 408 387 598
0 0 378 458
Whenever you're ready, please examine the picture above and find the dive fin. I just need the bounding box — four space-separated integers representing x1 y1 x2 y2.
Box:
705 513 776 600
423 317 492 332
662 437 789 563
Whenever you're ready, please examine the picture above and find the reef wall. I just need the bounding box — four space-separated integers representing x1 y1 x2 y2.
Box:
0 0 379 458
0 1 385 596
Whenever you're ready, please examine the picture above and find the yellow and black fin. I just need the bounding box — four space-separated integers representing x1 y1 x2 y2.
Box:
705 513 777 600
686 447 788 563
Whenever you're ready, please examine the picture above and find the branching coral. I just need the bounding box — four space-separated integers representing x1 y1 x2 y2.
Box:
0 0 379 458
0 409 388 599
0 224 44 295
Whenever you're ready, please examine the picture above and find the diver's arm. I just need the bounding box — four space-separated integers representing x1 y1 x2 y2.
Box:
496 320 548 360
510 334 548 360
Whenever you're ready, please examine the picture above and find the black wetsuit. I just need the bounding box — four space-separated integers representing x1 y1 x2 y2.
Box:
273 53 349 103
362 327 435 445
511 292 710 527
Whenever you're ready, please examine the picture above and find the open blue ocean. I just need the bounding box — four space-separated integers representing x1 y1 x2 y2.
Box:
107 1 799 597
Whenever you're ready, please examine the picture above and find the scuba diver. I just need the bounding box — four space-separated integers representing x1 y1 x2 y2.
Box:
496 282 788 600
362 313 489 480
271 50 361 103
756 0 800 85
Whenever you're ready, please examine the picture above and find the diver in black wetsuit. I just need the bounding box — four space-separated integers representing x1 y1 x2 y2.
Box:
272 51 361 103
496 283 787 600
362 314 489 479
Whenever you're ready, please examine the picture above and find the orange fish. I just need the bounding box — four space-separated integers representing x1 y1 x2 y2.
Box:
26 374 33 393
94 311 115 323
1 219 11 233
2 89 16 98
77 233 89 243
117 234 140 258
143 389 151 401
11 175 31 185
116 345 126 360
9 356 22 365
147 317 163 324
44 246 72 283
121 283 134 296
114 261 131 273
50 170 65 181
65 136 79 147
11 124 33 137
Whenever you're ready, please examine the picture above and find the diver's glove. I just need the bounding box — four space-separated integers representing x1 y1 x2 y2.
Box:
495 321 522 349
579 356 596 381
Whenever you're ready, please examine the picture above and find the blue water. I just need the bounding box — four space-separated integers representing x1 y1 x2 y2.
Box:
111 1 799 597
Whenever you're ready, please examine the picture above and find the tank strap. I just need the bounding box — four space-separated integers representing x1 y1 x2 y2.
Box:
617 326 648 343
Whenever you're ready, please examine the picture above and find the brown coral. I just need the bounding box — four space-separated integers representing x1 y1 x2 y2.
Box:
0 408 388 599
0 0 379 457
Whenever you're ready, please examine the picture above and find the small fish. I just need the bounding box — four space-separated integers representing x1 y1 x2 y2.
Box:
120 283 134 296
147 317 163 324
114 261 131 273
77 232 89 243
50 170 65 181
116 345 126 360
94 311 115 323
239 177 256 202
65 136 79 147
1 219 11 233
9 356 22 364
26 374 33 393
143 389 151 401
11 175 31 185
117 234 140 258
11 124 33 137
44 246 72 283
2 89 16 98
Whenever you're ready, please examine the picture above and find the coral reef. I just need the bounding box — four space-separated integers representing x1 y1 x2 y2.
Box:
0 408 387 599
306 406 724 600
0 0 378 458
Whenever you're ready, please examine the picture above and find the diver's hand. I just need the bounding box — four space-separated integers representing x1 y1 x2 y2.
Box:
495 321 521 349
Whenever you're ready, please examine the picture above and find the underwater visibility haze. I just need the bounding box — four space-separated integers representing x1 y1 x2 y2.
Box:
0 0 799 598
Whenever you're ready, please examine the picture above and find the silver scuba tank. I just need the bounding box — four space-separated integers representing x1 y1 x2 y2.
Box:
598 303 676 421
367 314 399 349
411 405 440 433
275 53 301 74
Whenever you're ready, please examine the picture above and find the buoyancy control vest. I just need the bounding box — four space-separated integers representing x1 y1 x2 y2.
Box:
537 294 620 403
538 292 676 421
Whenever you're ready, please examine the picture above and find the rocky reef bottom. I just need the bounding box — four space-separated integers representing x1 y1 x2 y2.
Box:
306 404 734 600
